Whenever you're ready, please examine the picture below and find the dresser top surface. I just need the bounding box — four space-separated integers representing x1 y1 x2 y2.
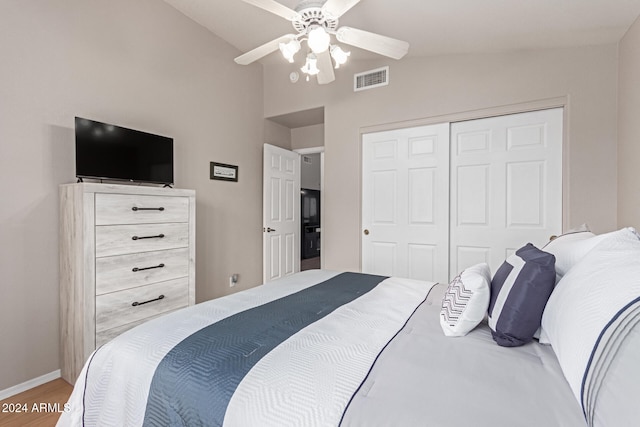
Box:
60 182 195 197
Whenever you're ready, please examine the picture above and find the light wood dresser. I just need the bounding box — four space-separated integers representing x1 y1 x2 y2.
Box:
59 183 195 383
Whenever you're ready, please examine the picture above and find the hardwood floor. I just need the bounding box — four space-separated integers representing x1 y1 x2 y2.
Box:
0 379 72 427
301 256 321 271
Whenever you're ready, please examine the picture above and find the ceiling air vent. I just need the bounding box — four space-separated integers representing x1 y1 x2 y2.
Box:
354 66 389 92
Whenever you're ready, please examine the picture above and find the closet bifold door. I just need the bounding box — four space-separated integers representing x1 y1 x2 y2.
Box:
361 123 451 284
448 108 563 276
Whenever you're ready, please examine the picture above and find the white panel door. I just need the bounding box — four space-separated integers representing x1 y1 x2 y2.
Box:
449 108 563 276
263 144 300 282
362 123 450 283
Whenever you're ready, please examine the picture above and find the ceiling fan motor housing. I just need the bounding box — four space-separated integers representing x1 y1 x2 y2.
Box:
293 6 339 34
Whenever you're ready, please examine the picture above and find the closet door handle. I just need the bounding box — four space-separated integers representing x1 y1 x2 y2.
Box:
132 263 165 272
132 234 165 240
363 229 370 235
132 295 165 307
132 207 165 211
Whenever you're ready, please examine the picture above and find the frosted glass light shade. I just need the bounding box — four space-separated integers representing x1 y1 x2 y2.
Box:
301 54 320 75
279 38 301 63
307 26 330 53
330 45 350 68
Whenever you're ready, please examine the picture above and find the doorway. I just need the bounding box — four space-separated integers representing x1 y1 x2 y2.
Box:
264 106 325 277
296 148 324 271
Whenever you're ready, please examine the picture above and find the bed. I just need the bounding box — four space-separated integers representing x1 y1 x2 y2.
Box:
57 228 640 427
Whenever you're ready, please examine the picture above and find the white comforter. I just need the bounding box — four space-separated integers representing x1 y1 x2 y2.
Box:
58 269 590 427
58 270 432 426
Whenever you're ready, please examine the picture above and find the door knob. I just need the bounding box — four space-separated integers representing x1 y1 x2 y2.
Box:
363 229 370 235
264 227 276 233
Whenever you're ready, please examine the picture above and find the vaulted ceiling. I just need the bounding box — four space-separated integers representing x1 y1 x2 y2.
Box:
164 0 640 64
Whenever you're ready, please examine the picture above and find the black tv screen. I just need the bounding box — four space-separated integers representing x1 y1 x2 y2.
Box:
75 117 174 185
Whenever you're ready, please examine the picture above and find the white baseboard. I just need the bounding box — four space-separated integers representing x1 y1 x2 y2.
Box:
0 370 61 401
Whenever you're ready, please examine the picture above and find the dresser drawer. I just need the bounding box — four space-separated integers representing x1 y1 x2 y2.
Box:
95 309 181 347
96 247 190 295
95 223 189 257
95 193 189 225
95 278 189 333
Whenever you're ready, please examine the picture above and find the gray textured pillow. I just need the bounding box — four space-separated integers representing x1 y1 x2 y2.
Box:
488 243 556 347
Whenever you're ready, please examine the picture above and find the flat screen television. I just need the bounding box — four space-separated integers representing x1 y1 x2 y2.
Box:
75 117 174 185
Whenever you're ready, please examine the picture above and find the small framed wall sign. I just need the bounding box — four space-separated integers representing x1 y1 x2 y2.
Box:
210 162 238 182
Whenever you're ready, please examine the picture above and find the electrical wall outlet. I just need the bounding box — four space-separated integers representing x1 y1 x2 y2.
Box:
229 274 239 287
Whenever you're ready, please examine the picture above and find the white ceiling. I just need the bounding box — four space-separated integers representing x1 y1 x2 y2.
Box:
164 0 640 64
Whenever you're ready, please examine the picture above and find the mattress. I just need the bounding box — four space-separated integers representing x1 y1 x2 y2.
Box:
57 270 586 427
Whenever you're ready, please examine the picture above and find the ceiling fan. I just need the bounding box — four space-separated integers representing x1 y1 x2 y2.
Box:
234 0 410 84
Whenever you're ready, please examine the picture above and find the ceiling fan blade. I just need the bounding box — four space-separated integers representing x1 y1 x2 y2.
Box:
240 0 300 21
316 50 336 85
234 34 296 65
336 26 409 60
321 0 361 18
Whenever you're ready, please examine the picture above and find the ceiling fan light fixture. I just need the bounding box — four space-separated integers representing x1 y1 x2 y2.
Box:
279 38 301 63
301 53 320 76
330 45 350 68
235 0 409 85
307 25 330 53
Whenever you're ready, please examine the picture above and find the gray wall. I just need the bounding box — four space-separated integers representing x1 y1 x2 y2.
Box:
263 45 619 273
292 124 324 150
301 153 322 190
0 0 264 390
264 119 292 149
618 15 640 229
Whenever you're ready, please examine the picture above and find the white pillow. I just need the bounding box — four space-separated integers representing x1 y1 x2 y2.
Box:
541 230 596 278
440 263 491 337
540 227 640 407
538 228 619 344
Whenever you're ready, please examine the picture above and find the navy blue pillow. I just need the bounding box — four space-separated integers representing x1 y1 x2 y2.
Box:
488 243 556 347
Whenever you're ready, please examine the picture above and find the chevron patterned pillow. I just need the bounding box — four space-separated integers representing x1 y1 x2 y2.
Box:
440 263 491 337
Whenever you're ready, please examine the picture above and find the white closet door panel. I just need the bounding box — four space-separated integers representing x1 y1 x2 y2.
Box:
408 243 436 280
408 167 435 224
456 164 490 226
372 170 397 224
455 246 491 274
456 130 491 155
370 242 398 276
362 123 450 283
450 108 563 276
506 161 545 227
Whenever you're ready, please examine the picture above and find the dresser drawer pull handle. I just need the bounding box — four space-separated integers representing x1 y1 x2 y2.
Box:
132 234 165 240
132 207 165 211
132 295 165 307
132 263 165 272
